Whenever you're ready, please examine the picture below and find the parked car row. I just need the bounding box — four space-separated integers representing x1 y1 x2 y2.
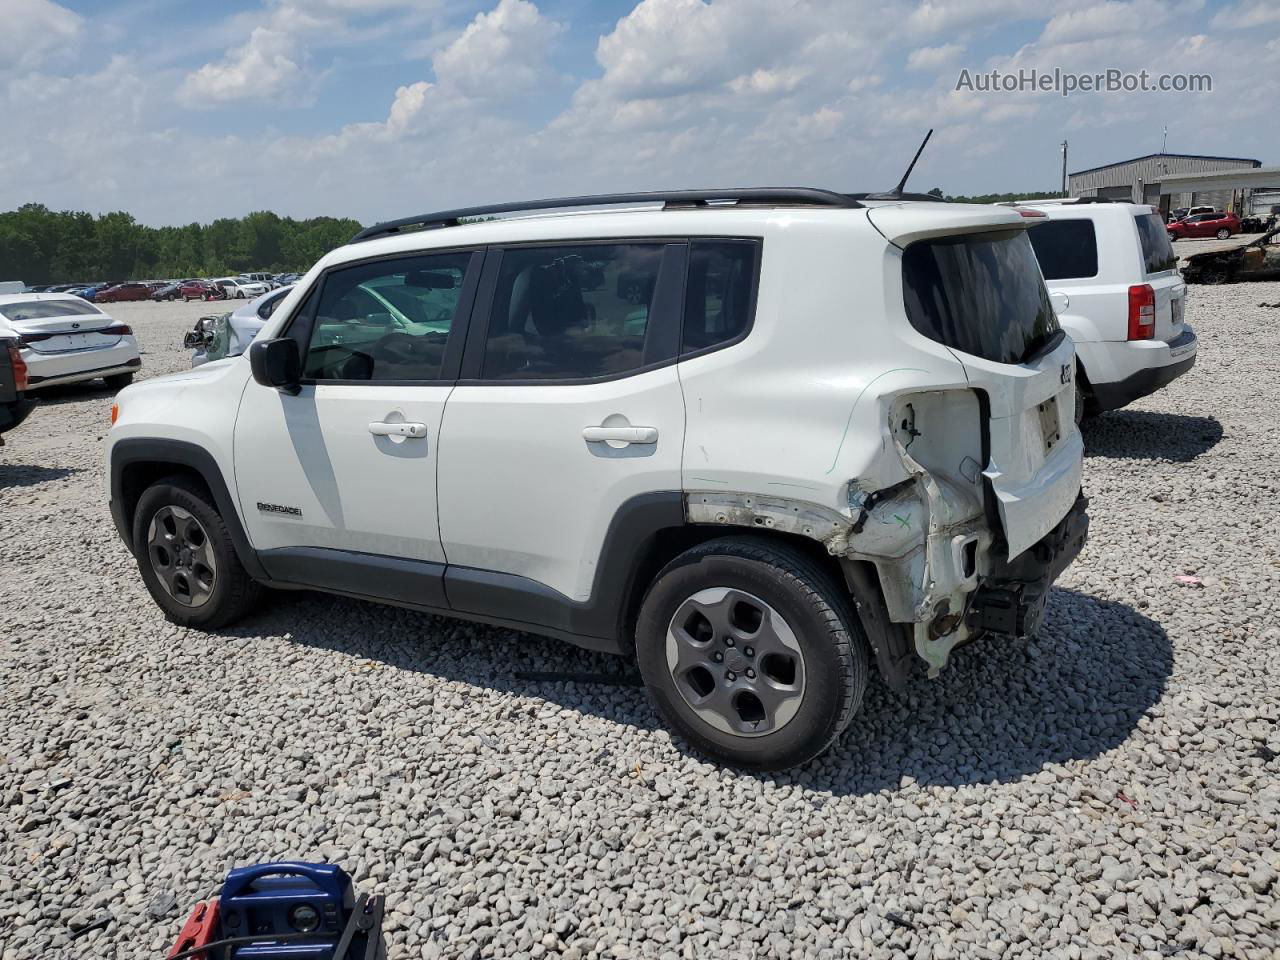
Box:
22 273 298 303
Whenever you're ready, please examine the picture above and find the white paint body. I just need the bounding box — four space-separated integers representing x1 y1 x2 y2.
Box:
1015 201 1197 398
109 200 1086 669
0 293 140 390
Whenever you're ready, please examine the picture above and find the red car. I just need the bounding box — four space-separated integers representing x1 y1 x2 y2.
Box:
180 280 227 302
1167 211 1240 240
95 282 154 303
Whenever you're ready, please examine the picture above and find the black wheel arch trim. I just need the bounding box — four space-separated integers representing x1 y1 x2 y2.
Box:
109 437 268 580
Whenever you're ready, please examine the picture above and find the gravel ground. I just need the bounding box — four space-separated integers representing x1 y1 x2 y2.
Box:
2 288 1279 960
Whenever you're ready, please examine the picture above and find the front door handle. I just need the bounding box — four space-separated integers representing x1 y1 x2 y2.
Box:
369 421 427 438
582 425 658 444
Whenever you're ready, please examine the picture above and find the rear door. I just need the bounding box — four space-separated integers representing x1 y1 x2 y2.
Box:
436 241 686 611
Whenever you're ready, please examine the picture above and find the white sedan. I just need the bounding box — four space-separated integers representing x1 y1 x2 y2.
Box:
0 293 141 390
213 277 269 299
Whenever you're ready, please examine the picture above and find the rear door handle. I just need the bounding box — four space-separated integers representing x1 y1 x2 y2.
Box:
369 421 427 438
582 425 658 444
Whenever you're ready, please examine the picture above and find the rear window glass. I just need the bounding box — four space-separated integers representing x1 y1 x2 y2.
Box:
1135 213 1177 273
902 229 1060 365
1027 219 1098 280
0 299 103 322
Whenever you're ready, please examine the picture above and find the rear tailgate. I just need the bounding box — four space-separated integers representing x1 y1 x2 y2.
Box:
872 201 1085 558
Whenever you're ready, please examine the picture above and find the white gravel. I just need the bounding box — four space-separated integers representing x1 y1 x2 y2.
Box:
2 288 1278 960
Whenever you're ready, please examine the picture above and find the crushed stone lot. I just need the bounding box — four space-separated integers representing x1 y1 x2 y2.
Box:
2 288 1279 960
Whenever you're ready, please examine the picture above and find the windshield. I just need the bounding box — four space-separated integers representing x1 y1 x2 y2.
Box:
902 229 1060 365
0 299 104 322
1135 213 1177 274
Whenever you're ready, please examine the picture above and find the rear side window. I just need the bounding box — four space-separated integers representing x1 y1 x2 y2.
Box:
1135 213 1177 273
481 244 663 380
682 240 758 353
902 229 1060 365
1027 219 1098 279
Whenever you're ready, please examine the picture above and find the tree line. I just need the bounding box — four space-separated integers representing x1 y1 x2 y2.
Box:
0 204 364 284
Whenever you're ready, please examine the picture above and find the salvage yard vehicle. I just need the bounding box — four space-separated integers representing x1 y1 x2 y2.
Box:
183 286 294 367
106 188 1088 770
0 332 35 444
1181 227 1280 284
0 293 140 390
1010 198 1197 416
1167 210 1239 240
95 282 153 303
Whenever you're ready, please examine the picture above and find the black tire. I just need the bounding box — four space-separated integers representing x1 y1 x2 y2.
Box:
1216 228 1230 240
635 536 868 771
104 372 134 390
132 475 263 629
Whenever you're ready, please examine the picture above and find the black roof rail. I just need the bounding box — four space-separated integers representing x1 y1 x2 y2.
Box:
349 188 862 243
1070 196 1117 204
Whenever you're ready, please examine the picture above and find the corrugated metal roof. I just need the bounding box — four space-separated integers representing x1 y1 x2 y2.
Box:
1069 152 1260 177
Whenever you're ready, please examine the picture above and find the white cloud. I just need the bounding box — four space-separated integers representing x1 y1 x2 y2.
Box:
906 43 964 71
0 0 81 72
1211 0 1280 29
431 0 562 99
907 0 1041 33
178 25 309 105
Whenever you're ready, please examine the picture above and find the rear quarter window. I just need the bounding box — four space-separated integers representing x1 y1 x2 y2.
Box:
1027 219 1098 280
1135 213 1177 274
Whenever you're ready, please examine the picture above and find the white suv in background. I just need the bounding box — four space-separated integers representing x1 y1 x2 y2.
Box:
106 188 1088 770
1011 199 1197 417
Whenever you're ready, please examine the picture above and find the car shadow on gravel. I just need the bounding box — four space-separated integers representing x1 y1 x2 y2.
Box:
804 588 1173 795
26 380 122 406
1082 410 1223 462
0 463 79 488
235 585 1169 795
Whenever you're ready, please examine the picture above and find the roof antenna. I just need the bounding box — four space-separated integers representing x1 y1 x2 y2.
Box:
867 129 934 200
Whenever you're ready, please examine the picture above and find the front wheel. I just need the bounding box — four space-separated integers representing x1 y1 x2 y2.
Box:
1216 228 1231 240
131 475 263 629
635 537 868 771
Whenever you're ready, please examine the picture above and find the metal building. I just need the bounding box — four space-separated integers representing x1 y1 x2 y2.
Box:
1068 153 1260 213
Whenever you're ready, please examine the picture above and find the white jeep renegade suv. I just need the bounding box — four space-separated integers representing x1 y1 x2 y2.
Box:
1012 198 1197 417
106 188 1089 770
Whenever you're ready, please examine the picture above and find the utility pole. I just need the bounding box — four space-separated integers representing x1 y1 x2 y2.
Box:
1061 140 1068 197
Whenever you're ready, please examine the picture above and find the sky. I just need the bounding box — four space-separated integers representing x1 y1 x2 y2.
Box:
3 0 1278 227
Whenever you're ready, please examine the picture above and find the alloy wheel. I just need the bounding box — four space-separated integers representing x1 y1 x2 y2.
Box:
146 505 217 607
665 587 806 737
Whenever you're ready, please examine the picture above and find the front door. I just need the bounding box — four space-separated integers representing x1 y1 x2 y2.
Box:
233 249 480 584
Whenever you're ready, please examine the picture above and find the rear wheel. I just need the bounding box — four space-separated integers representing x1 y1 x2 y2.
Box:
635 537 868 771
1216 228 1231 240
104 372 134 390
131 475 263 628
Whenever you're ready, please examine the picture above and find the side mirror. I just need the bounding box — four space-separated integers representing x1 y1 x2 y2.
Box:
249 338 301 395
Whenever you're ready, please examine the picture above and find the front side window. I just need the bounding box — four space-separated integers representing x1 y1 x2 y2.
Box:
303 252 470 381
682 240 758 353
1027 219 1098 280
481 244 663 380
